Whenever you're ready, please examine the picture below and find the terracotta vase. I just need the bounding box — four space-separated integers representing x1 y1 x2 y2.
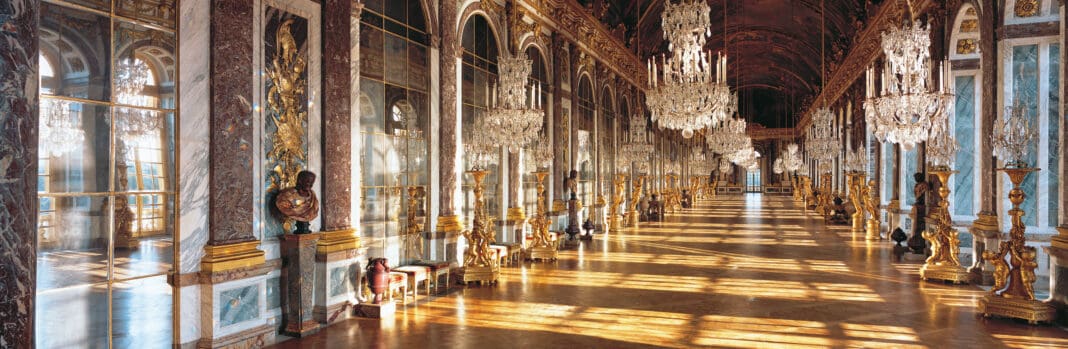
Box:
367 258 390 304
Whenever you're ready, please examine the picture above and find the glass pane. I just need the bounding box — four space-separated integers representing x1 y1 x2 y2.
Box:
406 0 427 33
360 26 384 80
361 134 381 186
114 21 176 110
37 196 110 290
41 4 111 101
36 283 108 349
111 276 172 348
385 84 408 135
408 43 428 92
953 75 976 216
113 194 174 280
384 33 408 87
38 101 111 193
360 80 385 133
116 110 175 192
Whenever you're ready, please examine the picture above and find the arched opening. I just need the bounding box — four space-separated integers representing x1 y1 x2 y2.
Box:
460 13 501 230
575 76 594 205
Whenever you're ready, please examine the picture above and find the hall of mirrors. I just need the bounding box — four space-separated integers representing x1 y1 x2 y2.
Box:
1 0 1067 348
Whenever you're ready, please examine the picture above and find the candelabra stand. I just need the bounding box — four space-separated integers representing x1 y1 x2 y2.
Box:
818 173 833 220
847 172 867 234
609 174 626 232
528 171 558 261
461 170 499 284
978 167 1056 323
626 175 646 227
919 167 973 284
792 174 803 202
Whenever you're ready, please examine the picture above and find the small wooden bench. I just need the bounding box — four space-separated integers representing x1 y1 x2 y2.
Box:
411 260 452 293
393 265 431 297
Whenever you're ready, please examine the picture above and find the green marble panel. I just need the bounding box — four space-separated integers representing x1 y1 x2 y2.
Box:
1013 45 1038 226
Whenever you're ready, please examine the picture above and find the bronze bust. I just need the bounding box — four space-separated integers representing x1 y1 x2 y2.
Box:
275 170 319 234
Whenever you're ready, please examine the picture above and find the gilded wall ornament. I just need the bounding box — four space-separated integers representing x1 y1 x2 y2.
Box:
1014 0 1039 17
956 39 978 54
960 19 978 33
266 18 308 192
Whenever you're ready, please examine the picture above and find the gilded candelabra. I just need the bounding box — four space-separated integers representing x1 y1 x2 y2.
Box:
802 176 816 211
864 179 881 240
528 171 558 261
847 172 867 234
818 173 833 219
665 174 681 214
404 186 425 261
461 170 500 284
626 175 646 227
978 167 1056 323
919 167 973 283
609 174 626 232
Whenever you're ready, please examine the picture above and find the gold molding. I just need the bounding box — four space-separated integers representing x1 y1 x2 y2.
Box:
436 214 465 233
200 241 266 273
317 228 361 255
1052 226 1068 250
506 206 527 222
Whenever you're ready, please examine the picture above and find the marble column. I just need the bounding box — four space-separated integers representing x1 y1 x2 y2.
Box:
506 151 523 243
968 0 1001 285
0 1 38 346
313 0 364 326
436 0 463 237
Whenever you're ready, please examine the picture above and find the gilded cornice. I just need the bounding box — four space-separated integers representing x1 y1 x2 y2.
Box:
796 0 936 134
516 0 646 90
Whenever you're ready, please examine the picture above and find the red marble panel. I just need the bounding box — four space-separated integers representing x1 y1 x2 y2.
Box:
439 0 459 217
0 1 39 346
210 0 256 244
321 0 352 231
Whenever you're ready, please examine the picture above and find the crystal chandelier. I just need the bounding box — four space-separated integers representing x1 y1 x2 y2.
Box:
115 58 161 137
806 107 838 162
705 117 747 155
729 138 759 167
39 98 85 157
646 0 735 139
864 20 953 150
992 100 1037 168
718 157 733 174
775 143 804 174
484 53 544 152
621 113 655 167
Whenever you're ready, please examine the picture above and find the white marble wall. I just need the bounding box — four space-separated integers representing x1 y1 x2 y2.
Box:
201 276 271 339
177 0 211 344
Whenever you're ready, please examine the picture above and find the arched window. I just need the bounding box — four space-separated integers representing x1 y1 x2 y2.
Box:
460 14 501 223
576 76 594 205
359 0 431 263
522 46 549 215
600 86 614 203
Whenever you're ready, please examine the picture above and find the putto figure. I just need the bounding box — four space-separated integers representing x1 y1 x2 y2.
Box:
275 170 319 234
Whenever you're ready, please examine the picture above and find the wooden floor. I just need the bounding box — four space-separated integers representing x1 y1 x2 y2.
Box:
272 195 1068 348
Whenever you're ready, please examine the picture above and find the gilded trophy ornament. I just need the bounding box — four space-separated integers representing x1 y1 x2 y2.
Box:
266 18 309 192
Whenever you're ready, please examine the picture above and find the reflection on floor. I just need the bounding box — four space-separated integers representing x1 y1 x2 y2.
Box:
35 238 173 348
272 195 1068 348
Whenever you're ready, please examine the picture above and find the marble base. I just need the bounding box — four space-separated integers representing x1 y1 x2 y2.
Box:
196 324 274 349
282 319 320 338
355 301 395 318
920 264 974 284
979 295 1057 324
461 265 500 285
1042 245 1068 325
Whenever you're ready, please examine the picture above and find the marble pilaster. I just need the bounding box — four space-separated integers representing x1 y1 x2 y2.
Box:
969 0 1002 285
552 35 568 208
436 0 462 236
209 0 257 246
321 0 353 233
0 1 38 347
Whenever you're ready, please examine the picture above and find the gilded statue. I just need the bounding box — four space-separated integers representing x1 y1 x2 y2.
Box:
404 186 425 260
984 241 1011 296
462 171 496 268
863 179 879 220
275 170 319 234
266 18 308 191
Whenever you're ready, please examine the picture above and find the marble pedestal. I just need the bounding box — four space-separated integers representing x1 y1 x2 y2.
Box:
969 218 1002 286
313 230 364 325
280 233 321 337
1043 243 1068 324
355 301 396 318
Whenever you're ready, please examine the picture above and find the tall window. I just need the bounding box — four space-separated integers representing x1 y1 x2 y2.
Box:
576 77 595 205
522 46 549 216
36 0 178 347
460 15 501 222
359 0 430 264
600 88 614 204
